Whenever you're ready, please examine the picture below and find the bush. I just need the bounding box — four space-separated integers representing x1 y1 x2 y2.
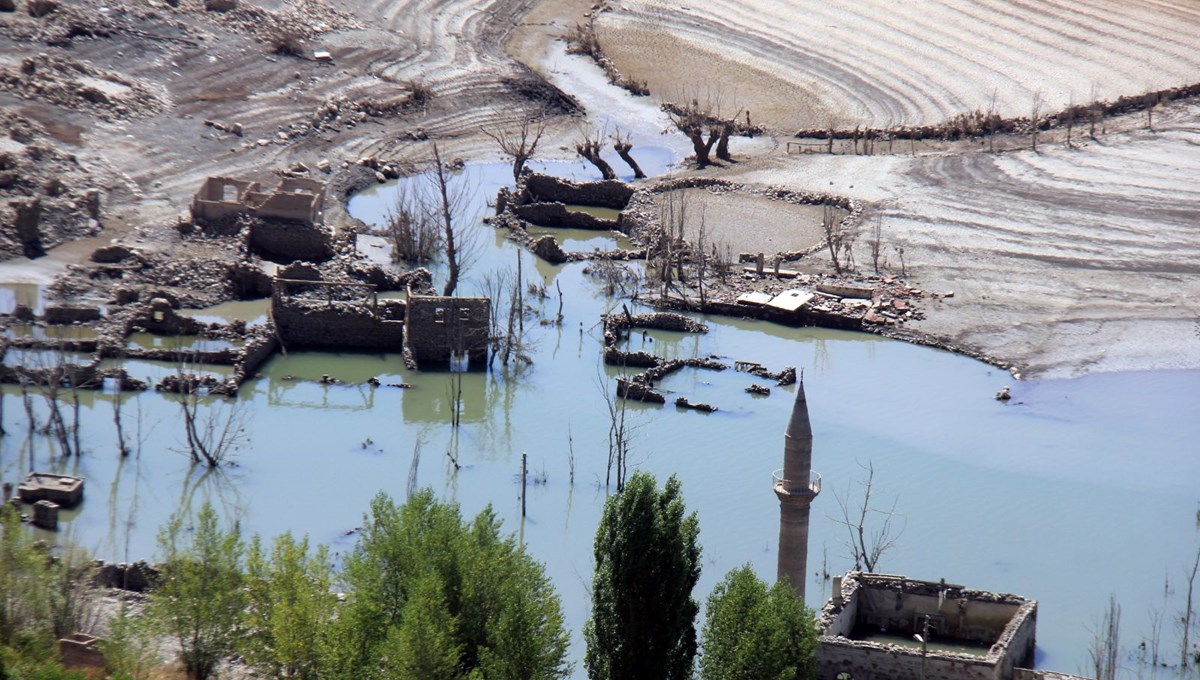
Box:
0 507 97 652
149 503 245 680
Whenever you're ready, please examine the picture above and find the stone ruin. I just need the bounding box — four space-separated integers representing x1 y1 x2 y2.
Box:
403 292 490 369
816 572 1088 680
191 176 326 226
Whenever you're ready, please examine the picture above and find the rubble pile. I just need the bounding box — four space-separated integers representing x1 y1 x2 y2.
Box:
0 53 163 121
306 92 427 138
177 0 359 45
0 1 197 46
0 113 106 260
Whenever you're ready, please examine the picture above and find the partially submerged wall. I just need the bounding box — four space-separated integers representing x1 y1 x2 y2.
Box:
403 294 490 368
522 173 634 209
274 299 405 352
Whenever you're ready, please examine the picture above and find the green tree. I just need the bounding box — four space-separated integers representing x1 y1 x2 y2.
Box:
0 505 95 654
150 503 245 680
241 532 336 680
700 565 818 680
328 490 570 680
584 471 701 680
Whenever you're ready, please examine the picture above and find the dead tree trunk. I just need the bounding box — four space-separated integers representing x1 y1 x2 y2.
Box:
613 137 646 179
576 136 617 180
431 143 461 296
714 122 734 162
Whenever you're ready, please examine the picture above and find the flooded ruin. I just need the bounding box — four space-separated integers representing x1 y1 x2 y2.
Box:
1 17 1199 678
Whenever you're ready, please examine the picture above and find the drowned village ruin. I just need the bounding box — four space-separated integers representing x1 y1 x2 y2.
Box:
3 0 1199 677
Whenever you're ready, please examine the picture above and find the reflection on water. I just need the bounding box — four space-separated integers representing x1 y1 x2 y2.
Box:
0 283 46 315
126 333 242 353
178 299 270 326
2 348 94 367
5 325 99 342
563 204 623 221
525 225 632 253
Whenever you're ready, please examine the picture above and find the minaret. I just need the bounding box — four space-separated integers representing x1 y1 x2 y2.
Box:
774 379 819 600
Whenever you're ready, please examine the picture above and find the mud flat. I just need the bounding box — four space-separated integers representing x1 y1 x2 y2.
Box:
595 0 1200 130
726 104 1200 378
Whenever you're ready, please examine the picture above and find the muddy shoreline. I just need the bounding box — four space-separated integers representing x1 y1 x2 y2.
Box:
0 0 1197 379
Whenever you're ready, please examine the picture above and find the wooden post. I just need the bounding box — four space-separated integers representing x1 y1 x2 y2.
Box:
521 452 528 517
756 253 764 277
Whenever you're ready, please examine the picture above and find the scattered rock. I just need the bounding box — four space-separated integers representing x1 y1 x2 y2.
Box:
995 386 1011 401
746 384 770 396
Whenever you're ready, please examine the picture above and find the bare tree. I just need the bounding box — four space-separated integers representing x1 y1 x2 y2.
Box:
1182 543 1200 671
1089 83 1101 140
654 190 689 297
1065 96 1076 149
831 461 904 573
384 181 440 264
598 370 632 492
172 357 247 468
429 142 474 296
611 129 646 179
575 130 617 180
987 90 999 153
479 265 535 368
483 116 545 183
1088 595 1121 680
1030 92 1044 153
664 98 735 169
821 205 850 275
868 215 883 274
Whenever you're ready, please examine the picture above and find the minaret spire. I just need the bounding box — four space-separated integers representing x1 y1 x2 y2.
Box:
775 378 819 600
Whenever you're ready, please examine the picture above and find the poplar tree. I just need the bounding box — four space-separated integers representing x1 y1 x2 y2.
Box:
700 565 819 680
584 471 701 680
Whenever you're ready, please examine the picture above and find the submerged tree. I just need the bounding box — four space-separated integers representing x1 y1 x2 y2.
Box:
831 461 904 573
700 565 819 680
385 182 440 265
585 471 701 680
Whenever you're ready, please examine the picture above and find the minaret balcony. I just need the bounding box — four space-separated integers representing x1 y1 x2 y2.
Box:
772 469 821 496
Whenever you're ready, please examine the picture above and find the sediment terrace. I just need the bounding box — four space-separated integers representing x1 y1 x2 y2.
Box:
596 0 1200 130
